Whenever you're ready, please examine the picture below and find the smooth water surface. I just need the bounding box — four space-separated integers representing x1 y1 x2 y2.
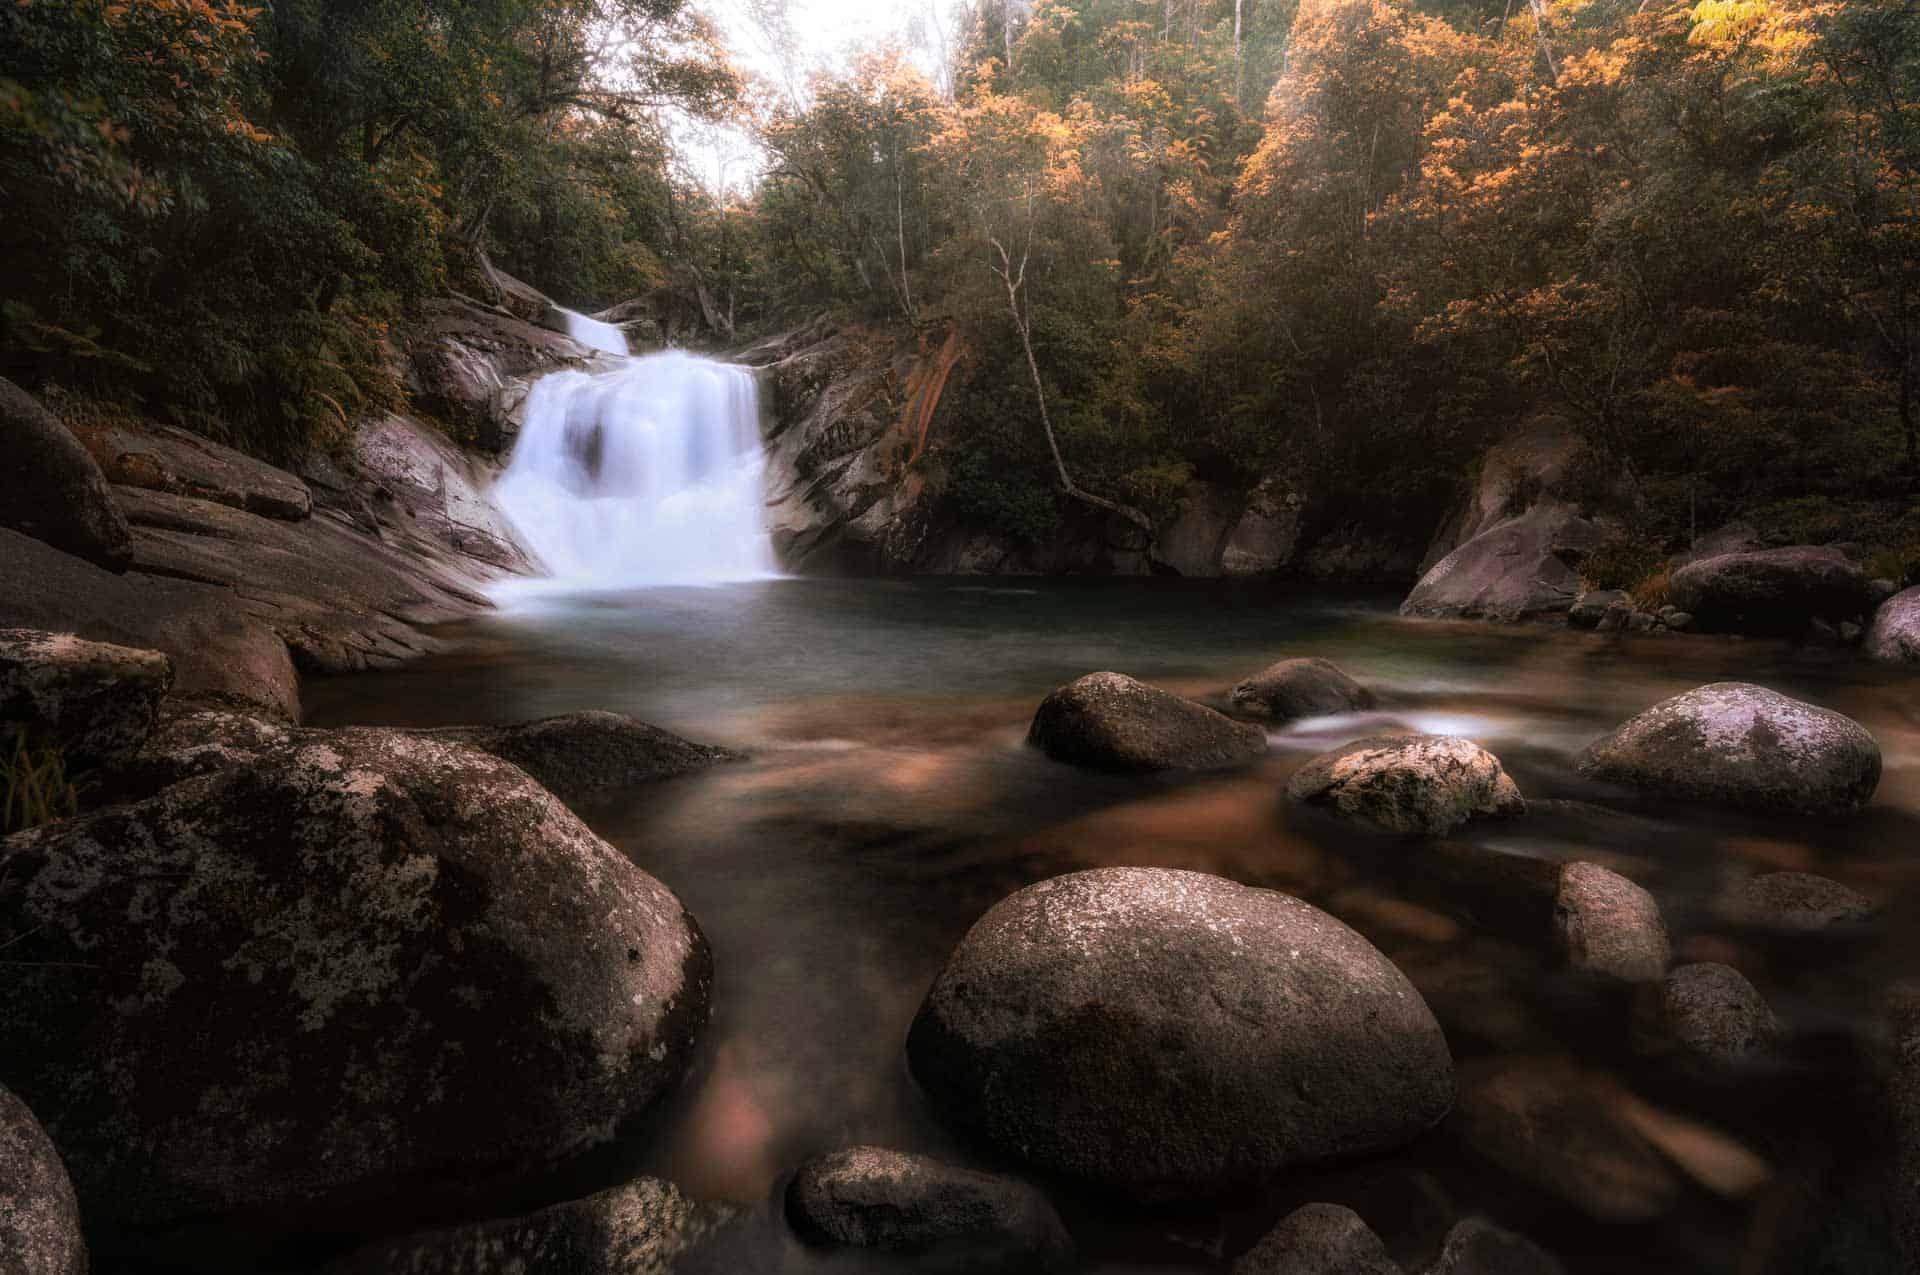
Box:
309 579 1920 1273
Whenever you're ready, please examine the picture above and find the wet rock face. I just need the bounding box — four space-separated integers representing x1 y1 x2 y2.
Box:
1668 546 1870 633
1228 657 1375 723
0 377 134 572
1866 586 1920 664
0 729 711 1237
1554 862 1670 984
325 1177 747 1275
1028 672 1269 772
0 628 173 769
1286 734 1525 836
1721 870 1879 932
785 1146 1072 1270
417 712 741 808
1424 1217 1567 1275
0 1084 87 1275
1231 1203 1397 1275
1575 682 1880 814
906 868 1455 1200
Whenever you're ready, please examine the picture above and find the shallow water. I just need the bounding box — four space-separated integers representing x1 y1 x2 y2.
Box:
309 578 1920 1273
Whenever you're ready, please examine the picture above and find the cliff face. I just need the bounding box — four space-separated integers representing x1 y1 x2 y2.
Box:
743 320 1432 584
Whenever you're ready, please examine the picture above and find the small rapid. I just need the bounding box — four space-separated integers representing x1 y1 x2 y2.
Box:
492 349 776 591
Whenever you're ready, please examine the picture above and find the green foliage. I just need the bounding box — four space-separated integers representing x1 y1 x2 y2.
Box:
2 732 77 836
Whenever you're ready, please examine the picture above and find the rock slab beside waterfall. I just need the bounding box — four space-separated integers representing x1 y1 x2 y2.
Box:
0 729 711 1237
907 868 1455 1200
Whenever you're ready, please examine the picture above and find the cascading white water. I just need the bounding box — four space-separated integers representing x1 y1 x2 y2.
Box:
492 350 777 590
557 307 630 358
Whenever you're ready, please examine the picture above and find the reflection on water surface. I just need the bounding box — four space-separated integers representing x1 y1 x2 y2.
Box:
309 578 1920 1273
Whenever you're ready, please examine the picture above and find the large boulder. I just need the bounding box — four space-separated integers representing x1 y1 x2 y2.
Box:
1401 506 1603 623
1220 479 1303 576
1028 672 1268 772
1152 481 1243 577
1865 585 1920 664
1575 682 1880 815
1668 546 1870 633
1718 870 1879 933
0 378 133 572
1553 862 1670 984
785 1146 1071 1270
0 729 711 1237
1231 1203 1396 1275
0 628 172 769
1286 734 1525 836
69 416 312 520
326 1177 747 1275
416 712 739 807
1228 657 1374 722
906 868 1455 1200
0 1084 87 1275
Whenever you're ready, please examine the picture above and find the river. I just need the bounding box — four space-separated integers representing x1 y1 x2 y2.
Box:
308 577 1919 1273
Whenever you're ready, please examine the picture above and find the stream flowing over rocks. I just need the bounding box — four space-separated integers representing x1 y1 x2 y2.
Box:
906 867 1456 1200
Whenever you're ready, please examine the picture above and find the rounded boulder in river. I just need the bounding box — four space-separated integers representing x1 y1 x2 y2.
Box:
906 867 1455 1200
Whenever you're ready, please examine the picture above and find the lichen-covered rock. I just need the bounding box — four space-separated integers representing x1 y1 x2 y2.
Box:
785 1146 1071 1270
326 1177 747 1275
1028 672 1268 772
0 628 172 769
1228 657 1375 722
1423 1217 1566 1275
1642 964 1779 1072
1450 1059 1680 1224
1668 546 1869 633
417 712 740 807
1575 683 1880 815
0 377 133 572
1554 863 1670 984
1867 586 1920 664
907 868 1455 1200
1720 871 1879 932
0 728 711 1236
0 1084 87 1275
1287 734 1525 836
1231 1203 1397 1275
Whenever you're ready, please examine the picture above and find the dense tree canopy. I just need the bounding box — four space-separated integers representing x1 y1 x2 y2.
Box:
4 0 1917 571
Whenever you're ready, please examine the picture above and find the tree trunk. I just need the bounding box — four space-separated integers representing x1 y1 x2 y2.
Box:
1526 0 1560 83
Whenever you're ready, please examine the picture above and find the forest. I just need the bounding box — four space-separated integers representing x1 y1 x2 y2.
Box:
3 0 1918 576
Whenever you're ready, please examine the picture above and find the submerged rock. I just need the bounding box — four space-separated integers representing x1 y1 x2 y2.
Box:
0 628 172 769
1575 682 1880 814
907 868 1455 1199
0 728 711 1236
1719 870 1879 933
1028 672 1268 772
1228 657 1374 722
416 711 741 806
0 1084 87 1275
326 1177 746 1274
1286 734 1525 836
1668 546 1869 633
1450 1059 1681 1224
1423 1217 1566 1275
0 377 133 572
1554 862 1670 984
1231 1203 1397 1275
785 1146 1071 1270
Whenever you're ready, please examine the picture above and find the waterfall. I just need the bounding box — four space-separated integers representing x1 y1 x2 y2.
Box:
556 307 630 357
492 351 777 590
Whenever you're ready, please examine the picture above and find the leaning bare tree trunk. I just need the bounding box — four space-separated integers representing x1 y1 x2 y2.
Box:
1526 0 1560 83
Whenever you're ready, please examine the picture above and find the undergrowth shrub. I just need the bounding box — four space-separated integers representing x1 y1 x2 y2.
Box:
2 732 78 835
